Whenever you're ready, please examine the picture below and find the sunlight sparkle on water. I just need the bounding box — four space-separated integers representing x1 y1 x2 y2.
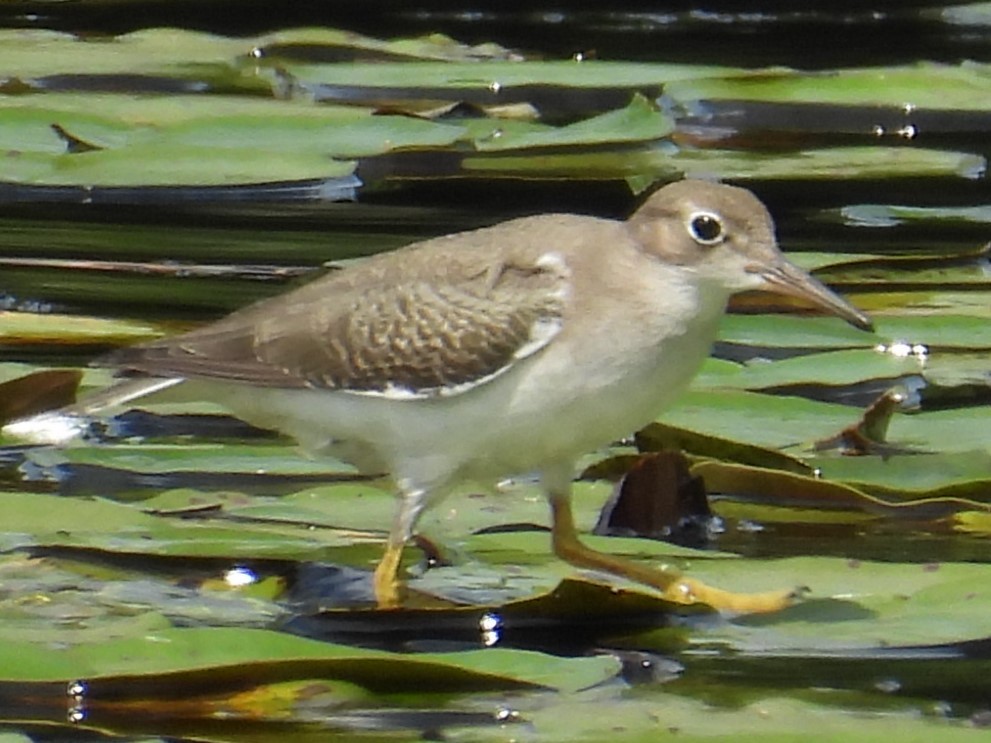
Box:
495 706 521 723
67 680 88 724
874 341 928 362
480 611 503 647
224 566 258 587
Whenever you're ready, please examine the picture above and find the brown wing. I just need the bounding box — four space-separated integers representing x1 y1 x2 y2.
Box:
103 244 570 398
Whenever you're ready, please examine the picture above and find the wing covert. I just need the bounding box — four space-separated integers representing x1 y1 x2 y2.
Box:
104 249 570 398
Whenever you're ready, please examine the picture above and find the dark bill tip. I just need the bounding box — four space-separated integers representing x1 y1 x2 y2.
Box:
759 261 874 332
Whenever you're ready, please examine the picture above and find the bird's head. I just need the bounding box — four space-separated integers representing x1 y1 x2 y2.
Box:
627 179 873 331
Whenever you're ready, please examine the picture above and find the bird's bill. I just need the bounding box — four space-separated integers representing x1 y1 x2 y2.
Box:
753 259 873 332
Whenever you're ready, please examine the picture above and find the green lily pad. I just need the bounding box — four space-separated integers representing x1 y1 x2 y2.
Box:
0 490 353 558
254 27 520 63
0 311 163 345
664 62 991 110
674 146 984 181
5 144 356 187
463 144 981 183
710 348 922 391
816 450 991 498
661 389 861 451
158 112 466 158
687 556 991 651
469 94 673 150
523 695 991 743
0 624 619 692
283 59 728 91
717 314 878 348
695 459 987 517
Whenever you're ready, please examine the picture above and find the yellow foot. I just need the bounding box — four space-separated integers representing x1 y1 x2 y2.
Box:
662 577 805 615
373 578 403 609
373 541 406 609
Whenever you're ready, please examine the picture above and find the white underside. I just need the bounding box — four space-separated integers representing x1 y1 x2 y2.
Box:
197 271 728 502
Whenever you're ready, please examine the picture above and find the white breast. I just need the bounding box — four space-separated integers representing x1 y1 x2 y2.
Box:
205 261 729 497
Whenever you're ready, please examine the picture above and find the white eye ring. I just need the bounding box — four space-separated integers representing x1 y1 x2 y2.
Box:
687 211 725 245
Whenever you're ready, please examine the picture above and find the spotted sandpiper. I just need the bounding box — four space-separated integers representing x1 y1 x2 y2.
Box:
7 180 871 613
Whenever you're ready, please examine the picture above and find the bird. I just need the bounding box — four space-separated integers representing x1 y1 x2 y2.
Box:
5 179 872 614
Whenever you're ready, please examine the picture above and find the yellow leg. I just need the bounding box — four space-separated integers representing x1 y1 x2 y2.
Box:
373 539 405 609
548 487 798 615
372 485 429 609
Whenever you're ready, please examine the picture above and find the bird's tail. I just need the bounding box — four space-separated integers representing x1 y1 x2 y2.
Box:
2 377 184 445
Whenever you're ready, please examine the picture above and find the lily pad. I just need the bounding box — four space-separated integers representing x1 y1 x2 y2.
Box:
0 624 620 692
0 311 163 345
664 62 991 110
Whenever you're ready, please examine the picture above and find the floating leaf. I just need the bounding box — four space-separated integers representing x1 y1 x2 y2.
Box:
636 421 813 474
695 460 987 519
0 311 163 346
674 146 984 181
815 450 991 500
664 62 991 110
0 624 619 692
470 94 673 150
660 389 863 451
718 313 877 349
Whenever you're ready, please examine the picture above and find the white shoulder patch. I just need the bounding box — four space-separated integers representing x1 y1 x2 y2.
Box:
536 250 572 297
513 315 564 362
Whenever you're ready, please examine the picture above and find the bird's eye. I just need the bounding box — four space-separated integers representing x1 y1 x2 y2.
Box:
688 212 724 245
